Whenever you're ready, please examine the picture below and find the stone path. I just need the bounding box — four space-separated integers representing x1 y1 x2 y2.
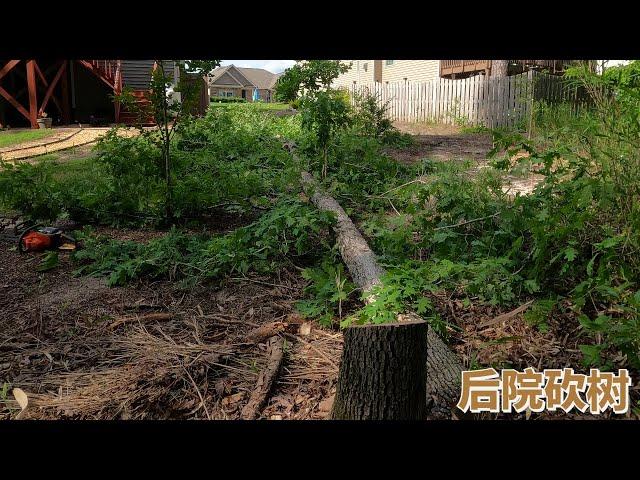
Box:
0 127 124 161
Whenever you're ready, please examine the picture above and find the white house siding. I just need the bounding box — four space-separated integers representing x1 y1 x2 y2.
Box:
332 60 378 88
381 60 440 83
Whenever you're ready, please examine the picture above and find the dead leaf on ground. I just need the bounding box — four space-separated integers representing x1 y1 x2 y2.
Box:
299 322 312 336
221 392 245 407
12 388 29 411
285 313 305 325
318 395 334 413
246 322 287 344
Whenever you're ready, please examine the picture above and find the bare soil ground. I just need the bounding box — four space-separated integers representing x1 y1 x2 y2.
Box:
0 227 339 420
390 121 544 196
390 122 493 165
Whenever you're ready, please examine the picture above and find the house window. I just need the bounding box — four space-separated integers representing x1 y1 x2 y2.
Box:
363 63 368 72
385 60 394 66
219 90 233 97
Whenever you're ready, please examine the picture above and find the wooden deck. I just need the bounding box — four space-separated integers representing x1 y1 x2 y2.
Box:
440 60 570 78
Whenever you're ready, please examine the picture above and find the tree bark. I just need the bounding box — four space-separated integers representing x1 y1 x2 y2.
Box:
331 319 428 420
301 171 385 296
491 60 510 77
300 170 463 419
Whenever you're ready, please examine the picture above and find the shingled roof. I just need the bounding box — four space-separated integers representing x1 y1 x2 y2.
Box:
209 65 280 90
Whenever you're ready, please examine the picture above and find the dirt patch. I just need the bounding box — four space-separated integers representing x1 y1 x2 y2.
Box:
386 121 493 166
384 133 493 166
394 121 464 137
0 230 339 420
387 121 545 196
0 128 80 154
3 127 140 163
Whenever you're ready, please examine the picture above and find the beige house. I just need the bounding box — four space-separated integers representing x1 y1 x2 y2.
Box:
334 60 576 88
207 65 280 102
333 60 440 88
332 60 382 87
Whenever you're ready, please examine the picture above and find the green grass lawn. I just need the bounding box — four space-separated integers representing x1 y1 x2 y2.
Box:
0 129 56 149
209 102 291 111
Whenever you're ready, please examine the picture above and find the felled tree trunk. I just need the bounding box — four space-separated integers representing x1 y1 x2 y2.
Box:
331 318 428 420
300 171 462 419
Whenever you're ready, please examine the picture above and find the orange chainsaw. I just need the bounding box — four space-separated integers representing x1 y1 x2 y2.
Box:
17 225 77 254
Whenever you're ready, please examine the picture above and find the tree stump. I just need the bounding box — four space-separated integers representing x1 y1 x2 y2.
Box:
331 319 428 420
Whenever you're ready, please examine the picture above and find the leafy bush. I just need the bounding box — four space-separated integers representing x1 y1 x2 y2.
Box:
300 89 352 178
0 107 303 226
296 253 356 327
73 198 336 287
350 90 394 140
0 158 64 221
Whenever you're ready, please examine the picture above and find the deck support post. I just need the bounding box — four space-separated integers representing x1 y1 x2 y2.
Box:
26 60 38 128
61 61 71 123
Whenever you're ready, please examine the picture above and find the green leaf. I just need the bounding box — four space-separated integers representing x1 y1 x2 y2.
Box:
579 344 604 367
37 252 59 272
596 236 622 250
414 297 432 315
564 247 578 262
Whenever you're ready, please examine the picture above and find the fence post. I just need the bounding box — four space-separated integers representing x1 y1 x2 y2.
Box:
527 69 535 139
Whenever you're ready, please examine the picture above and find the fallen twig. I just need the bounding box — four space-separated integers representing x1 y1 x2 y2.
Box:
434 212 500 230
181 362 211 420
240 336 285 420
230 277 298 291
479 300 534 328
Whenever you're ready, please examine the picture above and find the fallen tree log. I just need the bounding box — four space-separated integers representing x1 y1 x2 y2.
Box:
300 170 462 419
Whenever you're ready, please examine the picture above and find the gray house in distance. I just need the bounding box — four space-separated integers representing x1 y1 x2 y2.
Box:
207 65 280 102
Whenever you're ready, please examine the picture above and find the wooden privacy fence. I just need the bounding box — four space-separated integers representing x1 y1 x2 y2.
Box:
348 71 590 128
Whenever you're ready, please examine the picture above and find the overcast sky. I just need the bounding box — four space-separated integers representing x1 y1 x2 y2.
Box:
220 60 295 73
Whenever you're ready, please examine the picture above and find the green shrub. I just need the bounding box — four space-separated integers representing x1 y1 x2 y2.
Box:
350 90 394 139
296 253 356 327
0 108 303 226
0 158 64 221
73 198 336 287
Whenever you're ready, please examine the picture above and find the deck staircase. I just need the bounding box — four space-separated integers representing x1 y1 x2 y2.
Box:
77 60 154 126
117 90 155 126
